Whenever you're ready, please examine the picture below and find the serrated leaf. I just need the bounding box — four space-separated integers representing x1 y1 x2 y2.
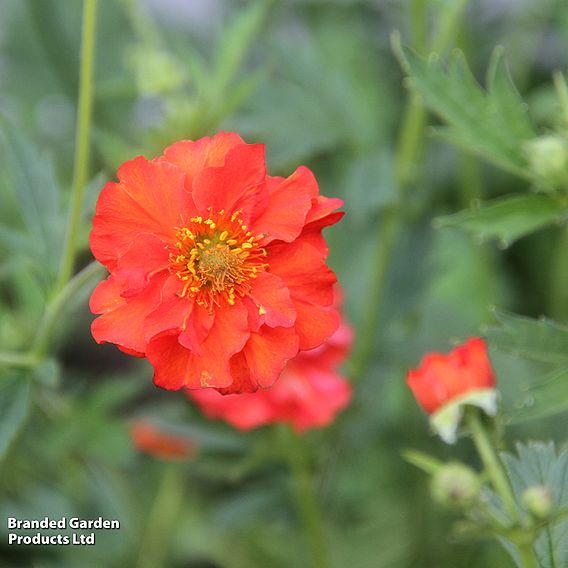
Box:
435 194 567 246
486 48 535 144
486 309 568 365
394 42 536 177
0 375 32 461
501 443 568 568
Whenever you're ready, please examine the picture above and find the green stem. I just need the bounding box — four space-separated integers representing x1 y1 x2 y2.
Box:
468 410 517 520
32 261 105 359
350 207 400 380
549 225 568 321
352 0 472 384
517 543 539 568
0 352 39 369
280 426 329 568
430 0 469 55
53 0 98 296
409 0 427 52
136 465 184 568
0 262 104 370
467 411 540 568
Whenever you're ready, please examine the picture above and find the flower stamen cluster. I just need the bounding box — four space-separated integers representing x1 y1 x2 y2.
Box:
169 209 267 308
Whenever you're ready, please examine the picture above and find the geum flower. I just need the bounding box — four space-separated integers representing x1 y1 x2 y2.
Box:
189 319 353 432
130 419 195 461
90 132 343 393
407 337 498 443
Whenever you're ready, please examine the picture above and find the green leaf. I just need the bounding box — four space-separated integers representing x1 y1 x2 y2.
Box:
0 116 64 284
434 194 568 246
509 368 568 423
214 0 270 94
234 12 396 167
486 309 568 366
393 41 536 177
501 443 568 568
485 47 535 144
0 375 32 461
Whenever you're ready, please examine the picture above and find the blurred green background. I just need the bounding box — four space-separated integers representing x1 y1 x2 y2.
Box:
1 0 568 566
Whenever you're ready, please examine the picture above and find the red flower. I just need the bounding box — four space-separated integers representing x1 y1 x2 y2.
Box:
130 420 195 461
90 133 342 393
188 322 352 432
407 337 495 414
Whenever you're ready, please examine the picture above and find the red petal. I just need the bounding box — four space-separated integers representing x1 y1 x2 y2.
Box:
252 167 318 244
177 303 215 355
116 233 169 291
268 240 337 306
159 132 244 189
249 272 296 328
90 157 190 270
243 326 300 388
305 195 344 225
143 276 192 342
192 143 268 223
299 196 344 257
91 273 167 354
148 302 250 390
89 275 126 314
293 300 340 350
118 345 145 358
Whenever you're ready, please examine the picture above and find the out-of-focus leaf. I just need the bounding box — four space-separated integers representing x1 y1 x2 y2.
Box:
32 358 61 388
0 375 32 461
214 0 270 94
485 48 535 145
486 309 568 366
394 41 536 177
434 194 567 246
234 11 396 168
509 368 568 423
501 443 568 568
0 116 64 284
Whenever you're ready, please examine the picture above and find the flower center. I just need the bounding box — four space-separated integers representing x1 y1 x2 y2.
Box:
169 210 267 307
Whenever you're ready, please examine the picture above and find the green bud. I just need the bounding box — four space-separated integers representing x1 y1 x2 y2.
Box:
431 463 481 509
525 135 568 189
522 485 553 518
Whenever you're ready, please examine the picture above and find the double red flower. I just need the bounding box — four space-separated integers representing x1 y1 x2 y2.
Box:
189 322 352 432
90 133 342 393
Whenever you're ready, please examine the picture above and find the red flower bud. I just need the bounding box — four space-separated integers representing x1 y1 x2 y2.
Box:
407 338 498 443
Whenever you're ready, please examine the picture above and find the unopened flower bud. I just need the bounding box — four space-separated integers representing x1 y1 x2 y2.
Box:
522 485 553 518
431 463 481 508
525 135 568 188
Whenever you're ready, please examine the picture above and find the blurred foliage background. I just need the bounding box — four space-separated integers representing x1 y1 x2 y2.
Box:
1 0 568 566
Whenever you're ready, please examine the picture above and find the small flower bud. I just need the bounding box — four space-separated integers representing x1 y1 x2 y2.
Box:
525 135 568 188
522 485 553 518
431 463 481 508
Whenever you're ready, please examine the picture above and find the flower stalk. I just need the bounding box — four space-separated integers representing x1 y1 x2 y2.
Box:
53 0 98 297
467 409 539 568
